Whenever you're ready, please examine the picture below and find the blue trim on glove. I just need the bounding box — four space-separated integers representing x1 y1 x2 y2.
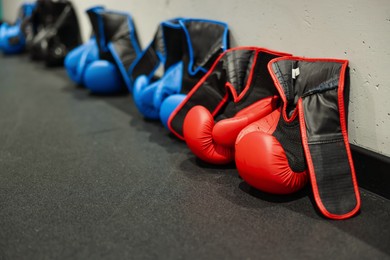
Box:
179 18 229 77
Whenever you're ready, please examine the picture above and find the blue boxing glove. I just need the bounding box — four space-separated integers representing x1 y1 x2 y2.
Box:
83 9 141 94
153 62 183 109
133 62 183 119
0 2 35 54
0 23 8 51
133 76 160 119
84 58 124 94
159 93 186 129
0 23 8 50
64 38 99 85
0 24 26 54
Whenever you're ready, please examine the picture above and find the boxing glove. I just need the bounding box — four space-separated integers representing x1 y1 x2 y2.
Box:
133 61 183 119
64 38 99 85
169 47 292 164
235 108 308 194
83 8 141 94
133 76 162 119
129 18 229 122
159 94 186 129
0 24 25 54
84 60 124 94
236 56 360 219
0 2 35 54
184 97 278 164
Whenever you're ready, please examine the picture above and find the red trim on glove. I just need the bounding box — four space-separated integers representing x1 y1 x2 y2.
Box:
168 46 292 140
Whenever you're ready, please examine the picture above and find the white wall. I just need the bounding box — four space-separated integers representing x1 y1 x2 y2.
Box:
3 0 390 156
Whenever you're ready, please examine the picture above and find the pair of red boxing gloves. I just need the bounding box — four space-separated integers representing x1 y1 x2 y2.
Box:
166 47 361 220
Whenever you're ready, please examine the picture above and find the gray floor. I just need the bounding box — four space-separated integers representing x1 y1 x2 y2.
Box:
0 54 389 260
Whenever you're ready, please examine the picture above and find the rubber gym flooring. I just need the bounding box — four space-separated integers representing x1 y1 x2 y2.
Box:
1 54 389 259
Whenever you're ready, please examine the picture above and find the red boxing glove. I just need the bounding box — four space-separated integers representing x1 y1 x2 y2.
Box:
235 108 308 194
169 47 292 164
184 96 278 164
235 57 360 220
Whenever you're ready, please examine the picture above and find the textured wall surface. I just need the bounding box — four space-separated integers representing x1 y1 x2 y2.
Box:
3 0 390 156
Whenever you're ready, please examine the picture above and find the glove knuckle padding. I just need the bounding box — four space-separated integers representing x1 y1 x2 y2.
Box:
65 45 83 81
84 60 123 93
133 79 160 119
153 62 183 109
236 109 308 194
213 96 278 147
172 47 292 164
65 39 98 85
236 105 279 144
152 82 166 109
264 57 360 219
184 106 233 164
160 94 186 128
